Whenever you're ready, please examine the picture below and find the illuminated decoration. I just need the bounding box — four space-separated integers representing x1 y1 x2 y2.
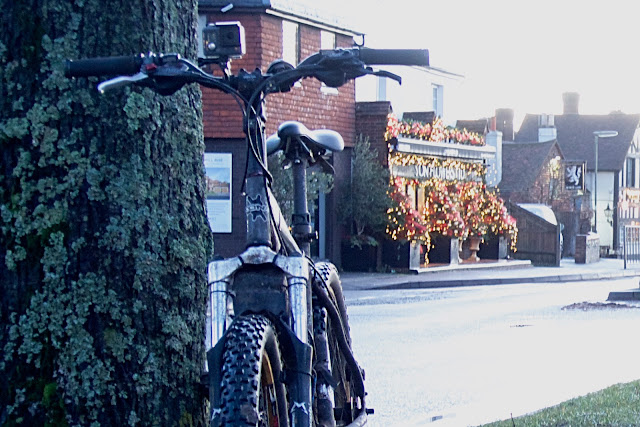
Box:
388 152 485 182
385 113 518 252
460 181 488 237
386 177 430 245
386 177 518 251
385 112 485 147
423 180 466 238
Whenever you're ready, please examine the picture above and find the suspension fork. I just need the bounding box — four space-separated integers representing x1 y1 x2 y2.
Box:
206 250 312 346
206 248 314 426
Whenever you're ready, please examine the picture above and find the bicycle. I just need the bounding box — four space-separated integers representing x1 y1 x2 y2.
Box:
65 21 429 427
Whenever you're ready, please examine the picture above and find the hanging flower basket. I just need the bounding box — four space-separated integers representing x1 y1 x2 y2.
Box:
385 113 486 146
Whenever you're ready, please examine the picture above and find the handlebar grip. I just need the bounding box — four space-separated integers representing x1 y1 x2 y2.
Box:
65 55 144 77
358 48 429 67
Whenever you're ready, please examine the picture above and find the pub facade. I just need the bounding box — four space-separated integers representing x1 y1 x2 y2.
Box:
382 113 517 271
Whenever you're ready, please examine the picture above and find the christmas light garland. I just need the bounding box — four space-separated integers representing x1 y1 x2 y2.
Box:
384 115 518 252
386 113 485 146
388 152 487 180
386 177 518 251
386 177 430 246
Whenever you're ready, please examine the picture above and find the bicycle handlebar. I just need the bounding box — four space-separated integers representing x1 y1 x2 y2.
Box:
357 48 429 66
65 55 145 77
64 47 430 82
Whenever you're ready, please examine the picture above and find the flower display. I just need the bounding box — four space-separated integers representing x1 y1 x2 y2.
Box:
384 113 516 253
481 189 519 251
386 177 518 251
385 113 485 146
384 113 400 140
460 181 489 238
386 177 429 245
424 181 466 238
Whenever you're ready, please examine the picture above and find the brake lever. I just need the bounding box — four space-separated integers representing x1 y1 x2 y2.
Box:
97 72 148 93
372 69 402 84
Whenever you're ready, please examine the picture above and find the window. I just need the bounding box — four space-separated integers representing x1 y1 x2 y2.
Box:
376 77 387 101
626 157 637 187
321 30 336 50
282 21 299 65
432 84 443 117
405 184 417 210
320 31 338 94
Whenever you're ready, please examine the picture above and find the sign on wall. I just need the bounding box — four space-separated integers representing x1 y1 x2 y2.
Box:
204 153 232 233
564 161 585 191
391 163 482 182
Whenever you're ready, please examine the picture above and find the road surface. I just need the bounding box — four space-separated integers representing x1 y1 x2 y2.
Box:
344 277 640 426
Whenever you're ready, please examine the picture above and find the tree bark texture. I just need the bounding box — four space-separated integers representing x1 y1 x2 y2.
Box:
0 0 212 425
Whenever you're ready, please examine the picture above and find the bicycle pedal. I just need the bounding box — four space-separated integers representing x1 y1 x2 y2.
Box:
366 408 374 415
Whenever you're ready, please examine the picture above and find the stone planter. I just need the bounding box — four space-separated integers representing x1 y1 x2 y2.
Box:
465 236 482 262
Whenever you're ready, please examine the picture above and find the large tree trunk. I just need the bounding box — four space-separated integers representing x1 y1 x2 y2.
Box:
0 0 212 425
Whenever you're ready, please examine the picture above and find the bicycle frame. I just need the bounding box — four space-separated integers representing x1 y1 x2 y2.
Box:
205 88 318 424
64 38 428 426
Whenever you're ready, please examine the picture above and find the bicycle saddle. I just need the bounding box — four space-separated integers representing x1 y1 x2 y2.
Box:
266 121 344 156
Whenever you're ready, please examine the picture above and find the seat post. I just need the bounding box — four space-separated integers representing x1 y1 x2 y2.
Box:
291 159 312 256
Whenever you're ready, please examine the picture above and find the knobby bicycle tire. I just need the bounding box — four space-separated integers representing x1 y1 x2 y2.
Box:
216 314 289 427
314 262 359 425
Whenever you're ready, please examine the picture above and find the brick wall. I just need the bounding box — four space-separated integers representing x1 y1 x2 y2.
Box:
268 31 355 145
201 10 357 260
200 12 262 139
355 101 392 166
201 13 356 144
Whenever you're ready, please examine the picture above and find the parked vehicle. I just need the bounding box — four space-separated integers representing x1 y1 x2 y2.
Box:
65 21 428 426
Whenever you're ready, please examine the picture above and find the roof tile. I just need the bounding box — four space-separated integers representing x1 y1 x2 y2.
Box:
515 113 640 171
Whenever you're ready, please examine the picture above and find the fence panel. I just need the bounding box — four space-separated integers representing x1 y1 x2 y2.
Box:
624 225 640 269
509 204 560 266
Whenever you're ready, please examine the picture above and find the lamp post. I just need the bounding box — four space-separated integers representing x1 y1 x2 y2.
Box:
593 130 618 233
604 203 614 225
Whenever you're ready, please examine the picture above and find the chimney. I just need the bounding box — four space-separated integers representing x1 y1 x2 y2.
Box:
495 108 514 141
489 116 497 132
562 92 580 115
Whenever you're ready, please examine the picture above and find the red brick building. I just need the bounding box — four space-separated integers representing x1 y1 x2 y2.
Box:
198 1 360 260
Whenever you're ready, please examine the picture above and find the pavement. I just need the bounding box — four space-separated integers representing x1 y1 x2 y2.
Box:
340 258 640 296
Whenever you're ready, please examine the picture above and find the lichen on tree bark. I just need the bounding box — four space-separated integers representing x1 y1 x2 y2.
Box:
0 0 212 425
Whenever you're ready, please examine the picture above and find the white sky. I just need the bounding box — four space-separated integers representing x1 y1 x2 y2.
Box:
329 0 640 125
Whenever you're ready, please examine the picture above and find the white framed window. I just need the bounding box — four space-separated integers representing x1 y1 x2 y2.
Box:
432 84 443 117
626 157 638 188
321 30 338 95
282 20 300 66
321 30 336 50
431 84 444 117
376 77 387 101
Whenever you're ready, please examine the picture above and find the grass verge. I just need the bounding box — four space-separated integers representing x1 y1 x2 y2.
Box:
480 380 640 426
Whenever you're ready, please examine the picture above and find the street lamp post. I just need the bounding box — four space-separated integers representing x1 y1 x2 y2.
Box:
593 130 618 233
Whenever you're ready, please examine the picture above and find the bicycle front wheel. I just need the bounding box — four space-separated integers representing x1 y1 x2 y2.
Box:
314 262 362 425
217 314 289 427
